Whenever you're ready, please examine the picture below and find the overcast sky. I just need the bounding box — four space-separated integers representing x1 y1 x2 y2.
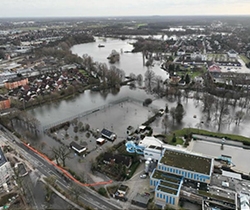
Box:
1 0 250 17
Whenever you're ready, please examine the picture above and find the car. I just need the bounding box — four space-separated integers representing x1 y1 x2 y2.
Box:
140 174 147 179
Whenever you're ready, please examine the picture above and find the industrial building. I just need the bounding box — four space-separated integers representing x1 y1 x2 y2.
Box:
149 149 213 209
158 150 213 184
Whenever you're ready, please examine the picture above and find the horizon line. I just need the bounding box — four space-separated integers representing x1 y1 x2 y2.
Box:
0 14 250 19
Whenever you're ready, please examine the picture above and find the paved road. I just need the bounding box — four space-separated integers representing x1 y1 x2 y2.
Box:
192 134 250 149
0 128 122 210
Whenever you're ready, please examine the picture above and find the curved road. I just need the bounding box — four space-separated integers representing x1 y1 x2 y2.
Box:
0 127 121 210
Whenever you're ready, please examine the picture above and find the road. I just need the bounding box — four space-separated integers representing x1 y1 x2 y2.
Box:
192 134 250 149
0 127 122 210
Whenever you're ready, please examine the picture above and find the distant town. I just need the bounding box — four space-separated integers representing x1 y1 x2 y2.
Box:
0 15 250 210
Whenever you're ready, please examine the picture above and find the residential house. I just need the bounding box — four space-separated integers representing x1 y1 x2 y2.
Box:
4 77 28 90
103 153 132 168
176 48 185 56
190 52 207 61
69 141 87 155
208 64 221 78
0 96 11 110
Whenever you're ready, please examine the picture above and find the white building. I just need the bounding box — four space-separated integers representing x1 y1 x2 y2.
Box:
190 52 207 61
227 49 238 58
0 148 14 187
239 194 250 210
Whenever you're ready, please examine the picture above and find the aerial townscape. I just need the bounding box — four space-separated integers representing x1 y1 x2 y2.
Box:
1 2 250 210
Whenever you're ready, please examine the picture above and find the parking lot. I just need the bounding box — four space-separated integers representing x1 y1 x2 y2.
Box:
120 163 152 210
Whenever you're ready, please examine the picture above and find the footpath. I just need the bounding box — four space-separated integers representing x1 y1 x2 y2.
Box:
192 134 250 149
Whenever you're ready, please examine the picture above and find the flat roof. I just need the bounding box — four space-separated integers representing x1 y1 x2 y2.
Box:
152 170 182 195
96 138 105 143
157 184 178 195
160 150 212 175
222 170 242 180
152 170 182 184
148 145 164 151
70 141 85 151
0 147 7 167
101 128 113 137
132 193 150 205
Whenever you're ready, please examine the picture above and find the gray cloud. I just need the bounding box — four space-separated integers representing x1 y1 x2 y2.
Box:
0 0 249 17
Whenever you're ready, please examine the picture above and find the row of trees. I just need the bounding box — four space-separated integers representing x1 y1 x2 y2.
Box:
82 55 126 88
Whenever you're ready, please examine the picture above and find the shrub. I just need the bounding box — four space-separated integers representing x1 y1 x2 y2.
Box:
172 136 177 143
98 187 107 197
86 132 91 138
74 126 78 133
143 98 152 106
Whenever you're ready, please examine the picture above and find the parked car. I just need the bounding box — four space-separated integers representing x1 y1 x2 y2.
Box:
140 174 147 179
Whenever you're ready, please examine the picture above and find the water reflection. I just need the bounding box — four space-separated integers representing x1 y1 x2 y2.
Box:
27 37 250 138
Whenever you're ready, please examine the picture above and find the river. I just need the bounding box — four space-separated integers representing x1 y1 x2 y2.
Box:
28 37 250 138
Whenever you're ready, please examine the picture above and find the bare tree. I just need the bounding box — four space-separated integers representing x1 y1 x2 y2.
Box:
144 68 156 92
70 184 81 202
162 115 169 134
235 110 245 126
170 107 176 125
51 146 60 165
153 75 164 97
51 145 72 167
137 74 143 86
106 66 124 88
213 96 229 132
82 54 94 71
201 93 215 122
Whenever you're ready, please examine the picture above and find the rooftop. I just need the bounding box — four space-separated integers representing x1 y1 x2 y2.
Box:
0 96 8 101
101 128 114 137
160 150 212 175
70 141 85 151
0 147 7 167
131 193 150 206
152 170 182 195
152 170 182 184
148 145 164 151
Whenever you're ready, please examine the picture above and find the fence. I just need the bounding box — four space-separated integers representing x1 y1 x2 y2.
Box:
42 96 152 132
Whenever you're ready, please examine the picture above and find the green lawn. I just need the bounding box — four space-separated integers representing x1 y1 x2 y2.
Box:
177 68 205 79
239 54 250 64
0 88 8 95
79 69 88 76
170 128 250 144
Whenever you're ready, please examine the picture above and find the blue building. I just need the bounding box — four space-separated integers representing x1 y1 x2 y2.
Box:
150 149 213 209
150 170 183 209
158 150 213 184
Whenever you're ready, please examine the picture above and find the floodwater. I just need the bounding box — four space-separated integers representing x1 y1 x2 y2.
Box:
28 37 250 138
71 37 169 79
